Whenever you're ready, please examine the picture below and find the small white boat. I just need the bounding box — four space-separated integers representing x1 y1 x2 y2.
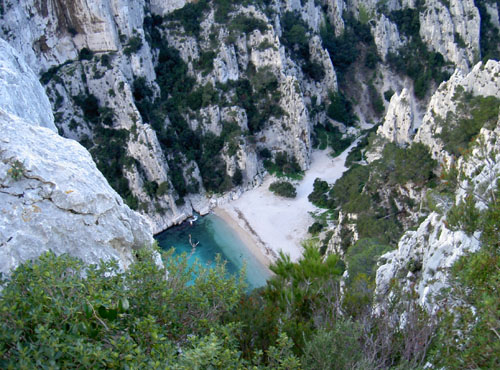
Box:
188 214 198 225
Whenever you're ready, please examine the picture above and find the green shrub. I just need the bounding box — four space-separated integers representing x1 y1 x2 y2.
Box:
302 322 363 370
280 11 310 60
195 50 216 75
446 194 481 235
345 238 392 285
78 47 93 61
269 181 297 198
438 92 500 157
308 221 324 235
327 91 358 126
0 248 246 368
312 122 352 155
167 0 209 36
264 153 303 180
308 178 331 208
229 14 268 34
123 35 143 56
320 15 376 78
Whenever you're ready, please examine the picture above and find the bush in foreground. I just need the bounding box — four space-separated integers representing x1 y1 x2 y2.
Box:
0 248 299 368
269 180 297 198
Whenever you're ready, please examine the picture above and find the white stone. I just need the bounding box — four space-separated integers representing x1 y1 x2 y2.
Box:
0 110 154 276
0 39 55 131
377 88 416 145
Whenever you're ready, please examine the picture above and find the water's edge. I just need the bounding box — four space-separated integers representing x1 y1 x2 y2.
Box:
155 213 272 290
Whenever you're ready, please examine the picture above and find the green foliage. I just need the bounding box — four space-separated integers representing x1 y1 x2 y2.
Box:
232 167 243 186
0 248 247 368
307 221 324 235
320 15 377 77
387 7 452 98
312 122 353 156
78 47 93 61
167 0 209 36
7 160 25 181
229 14 268 34
123 35 143 56
368 81 385 115
194 50 216 75
280 11 310 59
446 194 481 235
438 91 500 157
345 128 379 168
301 322 363 370
326 91 358 126
432 187 500 368
345 238 391 285
269 181 297 198
326 142 436 245
89 127 135 205
264 151 303 179
264 244 345 352
308 178 331 208
384 89 395 102
475 0 500 61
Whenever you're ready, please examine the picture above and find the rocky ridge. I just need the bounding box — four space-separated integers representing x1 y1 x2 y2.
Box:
0 39 154 277
374 60 500 311
1 0 488 234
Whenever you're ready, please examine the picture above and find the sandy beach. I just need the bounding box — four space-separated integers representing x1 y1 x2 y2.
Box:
217 144 356 263
213 207 272 268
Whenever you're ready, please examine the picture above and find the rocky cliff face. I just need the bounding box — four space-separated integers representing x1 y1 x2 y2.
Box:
0 0 494 235
374 60 500 312
0 39 154 276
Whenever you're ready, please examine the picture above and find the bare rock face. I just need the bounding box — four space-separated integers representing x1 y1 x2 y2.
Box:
372 14 404 62
375 212 480 312
0 39 55 131
419 0 480 71
415 60 500 159
375 124 500 312
377 88 416 145
0 40 154 276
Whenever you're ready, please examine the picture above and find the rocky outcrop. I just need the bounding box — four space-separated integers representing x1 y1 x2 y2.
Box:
0 40 154 276
375 212 480 312
375 80 500 313
375 124 500 312
377 88 417 145
0 39 55 131
419 0 480 71
415 60 500 159
372 14 404 62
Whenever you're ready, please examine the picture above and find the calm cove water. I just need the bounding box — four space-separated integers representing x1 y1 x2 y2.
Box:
155 213 271 290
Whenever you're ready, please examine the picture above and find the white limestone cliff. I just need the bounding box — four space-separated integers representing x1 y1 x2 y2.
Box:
0 39 55 131
0 40 154 276
419 0 480 71
375 124 500 312
377 88 417 145
415 60 500 159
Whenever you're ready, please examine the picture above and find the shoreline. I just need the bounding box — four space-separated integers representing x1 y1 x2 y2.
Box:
213 208 273 270
216 145 357 263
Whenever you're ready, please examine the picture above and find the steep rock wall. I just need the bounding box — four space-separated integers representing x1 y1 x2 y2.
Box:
0 40 154 276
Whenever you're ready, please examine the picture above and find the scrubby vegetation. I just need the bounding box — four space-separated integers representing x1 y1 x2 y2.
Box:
310 142 436 247
264 151 303 179
312 121 353 156
386 7 452 98
269 180 297 198
5 236 491 368
437 88 500 157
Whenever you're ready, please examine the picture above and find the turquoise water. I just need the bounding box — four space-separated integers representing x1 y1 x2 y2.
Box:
155 213 271 290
